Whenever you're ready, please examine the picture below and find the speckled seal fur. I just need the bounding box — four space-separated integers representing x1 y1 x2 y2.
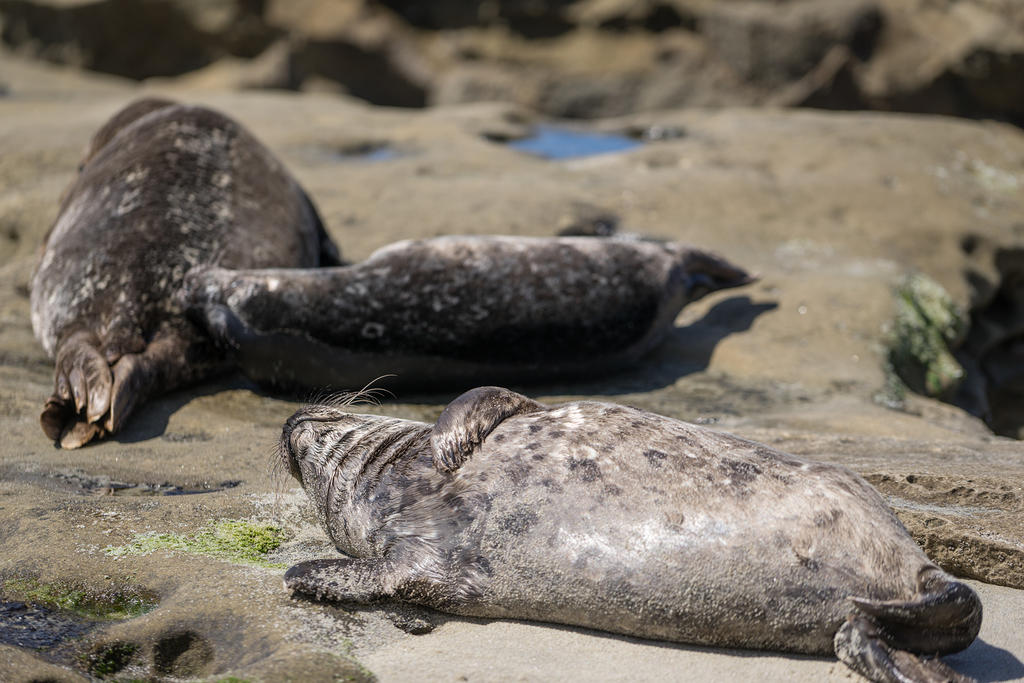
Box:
280 387 981 683
30 97 340 447
184 235 752 391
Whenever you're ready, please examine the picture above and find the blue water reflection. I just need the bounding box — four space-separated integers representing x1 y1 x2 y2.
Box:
508 125 642 160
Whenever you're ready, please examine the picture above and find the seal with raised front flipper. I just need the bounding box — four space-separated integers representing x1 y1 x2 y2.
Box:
30 97 341 448
183 235 753 391
279 386 981 683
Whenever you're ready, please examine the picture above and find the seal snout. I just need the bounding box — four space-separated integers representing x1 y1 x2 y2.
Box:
280 405 352 475
280 411 321 481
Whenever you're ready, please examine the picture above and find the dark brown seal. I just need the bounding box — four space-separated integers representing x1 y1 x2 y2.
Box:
30 97 340 448
183 235 753 391
280 386 981 683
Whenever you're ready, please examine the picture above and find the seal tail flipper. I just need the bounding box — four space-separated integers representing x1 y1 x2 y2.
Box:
430 386 547 473
681 249 757 302
850 575 982 655
834 616 976 683
284 558 395 604
834 570 981 683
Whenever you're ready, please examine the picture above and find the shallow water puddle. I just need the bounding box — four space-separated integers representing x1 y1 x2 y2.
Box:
294 141 402 164
0 577 158 661
38 469 242 496
349 144 402 161
507 125 643 159
0 600 97 650
100 480 242 496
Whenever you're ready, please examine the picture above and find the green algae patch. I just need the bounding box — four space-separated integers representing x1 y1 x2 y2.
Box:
1 577 157 621
104 519 288 569
82 641 139 678
886 273 966 400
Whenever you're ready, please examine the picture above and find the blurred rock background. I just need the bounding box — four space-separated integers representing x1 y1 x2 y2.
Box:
1 0 1023 122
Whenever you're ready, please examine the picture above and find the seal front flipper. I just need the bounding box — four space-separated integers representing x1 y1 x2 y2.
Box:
284 557 397 604
834 570 981 683
430 386 546 472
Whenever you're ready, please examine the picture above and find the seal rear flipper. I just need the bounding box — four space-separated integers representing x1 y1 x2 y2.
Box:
431 386 547 472
834 615 976 683
834 570 981 683
40 396 72 443
42 398 105 449
284 558 396 604
849 574 982 656
43 330 114 448
680 249 757 302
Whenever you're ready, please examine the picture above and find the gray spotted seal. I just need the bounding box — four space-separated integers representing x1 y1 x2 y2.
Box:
30 97 340 448
280 386 981 683
183 236 753 391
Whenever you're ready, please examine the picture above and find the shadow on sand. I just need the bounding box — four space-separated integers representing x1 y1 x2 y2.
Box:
367 294 779 402
946 637 1024 683
112 294 777 443
112 373 277 445
284 594 1018 682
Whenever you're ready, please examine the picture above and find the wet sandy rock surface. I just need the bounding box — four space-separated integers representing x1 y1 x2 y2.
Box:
1 54 1023 680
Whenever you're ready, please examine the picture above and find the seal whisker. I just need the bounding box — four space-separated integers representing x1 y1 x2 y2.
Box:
358 374 398 398
267 440 292 506
315 389 347 407
304 388 326 406
319 379 397 410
